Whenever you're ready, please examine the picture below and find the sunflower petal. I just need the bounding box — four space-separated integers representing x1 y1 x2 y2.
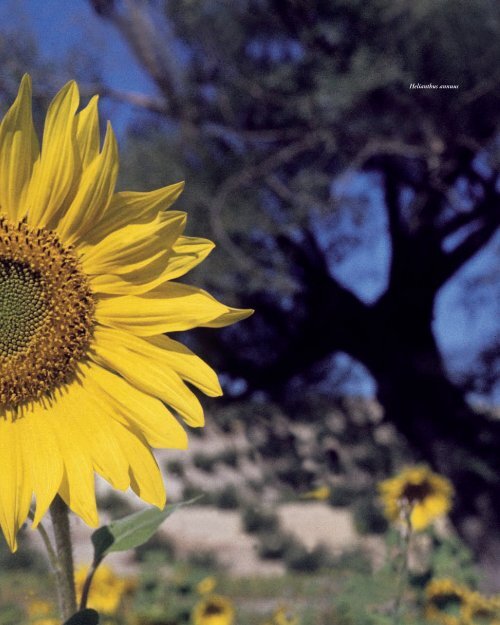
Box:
76 95 100 169
147 335 222 397
54 380 130 491
91 326 205 427
109 421 166 509
0 413 33 551
95 282 243 336
84 361 188 449
88 236 215 296
163 236 215 281
20 403 63 528
203 306 254 327
0 74 39 221
25 81 80 228
80 211 186 276
57 122 118 245
84 181 185 244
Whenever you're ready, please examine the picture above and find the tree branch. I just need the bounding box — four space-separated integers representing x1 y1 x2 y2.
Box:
89 0 186 117
436 177 499 284
439 219 499 284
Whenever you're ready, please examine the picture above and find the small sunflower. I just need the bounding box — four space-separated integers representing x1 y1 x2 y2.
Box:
378 465 453 531
196 575 217 595
462 591 500 625
0 75 252 550
424 578 468 625
263 605 300 625
300 485 330 501
27 599 58 625
192 595 235 625
75 564 135 614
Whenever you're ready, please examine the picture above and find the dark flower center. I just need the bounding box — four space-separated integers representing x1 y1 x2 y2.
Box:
0 217 95 410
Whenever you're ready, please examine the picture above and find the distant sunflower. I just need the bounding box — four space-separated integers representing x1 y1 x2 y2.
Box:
192 595 235 625
378 465 453 531
0 75 252 550
263 605 300 625
196 575 217 596
27 599 58 625
463 591 500 625
300 485 331 501
75 564 135 614
424 578 468 625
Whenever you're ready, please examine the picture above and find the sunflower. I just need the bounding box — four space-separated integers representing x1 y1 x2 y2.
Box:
378 465 453 531
75 564 135 614
192 595 235 625
424 578 468 625
300 485 331 501
196 575 217 596
27 599 58 625
263 605 300 625
462 591 500 625
0 75 252 551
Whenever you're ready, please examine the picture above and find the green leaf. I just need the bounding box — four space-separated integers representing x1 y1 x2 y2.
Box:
91 498 198 563
63 609 99 625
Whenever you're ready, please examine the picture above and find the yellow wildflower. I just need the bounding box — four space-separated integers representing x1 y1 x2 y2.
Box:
27 599 58 625
0 75 252 551
378 465 453 531
75 564 135 615
462 590 500 625
196 576 217 595
424 578 468 625
192 595 235 625
301 486 331 501
263 605 300 625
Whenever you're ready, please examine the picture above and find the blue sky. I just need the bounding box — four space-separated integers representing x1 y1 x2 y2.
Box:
0 0 157 132
0 0 498 402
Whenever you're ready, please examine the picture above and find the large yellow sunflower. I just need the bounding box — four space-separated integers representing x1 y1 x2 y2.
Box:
0 75 251 551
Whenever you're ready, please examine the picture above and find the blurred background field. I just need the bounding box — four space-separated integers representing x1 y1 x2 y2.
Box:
0 0 499 623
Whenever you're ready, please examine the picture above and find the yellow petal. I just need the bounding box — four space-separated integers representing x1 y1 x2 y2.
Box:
147 335 222 397
56 122 118 245
88 236 215 296
109 420 166 509
0 412 33 551
84 181 185 245
95 282 241 336
84 361 188 449
58 460 98 528
0 74 39 221
80 211 186 276
53 380 130 492
91 326 205 427
50 389 98 527
19 403 63 528
76 95 100 169
88 250 172 296
203 306 254 327
25 81 80 228
163 236 215 281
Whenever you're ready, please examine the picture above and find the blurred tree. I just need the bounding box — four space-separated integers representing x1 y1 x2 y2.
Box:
89 0 500 565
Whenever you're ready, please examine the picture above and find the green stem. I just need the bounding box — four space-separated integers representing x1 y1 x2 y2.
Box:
49 496 77 621
392 500 412 625
79 560 100 611
28 510 59 574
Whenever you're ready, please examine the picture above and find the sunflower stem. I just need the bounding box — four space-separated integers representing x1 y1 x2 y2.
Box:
49 496 77 621
392 499 413 625
28 510 60 574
